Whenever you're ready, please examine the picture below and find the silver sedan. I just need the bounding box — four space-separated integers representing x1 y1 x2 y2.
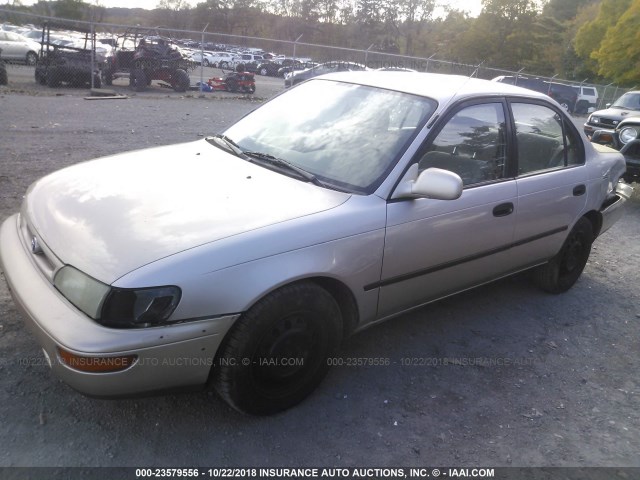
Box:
0 72 632 415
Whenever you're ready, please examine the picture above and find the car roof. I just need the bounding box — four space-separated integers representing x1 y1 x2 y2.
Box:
318 71 552 105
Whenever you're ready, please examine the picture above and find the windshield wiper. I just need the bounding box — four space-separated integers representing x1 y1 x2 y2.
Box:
243 151 325 187
208 135 326 187
207 134 244 157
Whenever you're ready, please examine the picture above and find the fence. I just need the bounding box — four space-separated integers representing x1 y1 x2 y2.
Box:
0 7 634 109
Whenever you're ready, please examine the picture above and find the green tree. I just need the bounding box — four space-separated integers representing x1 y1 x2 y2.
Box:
55 0 88 20
592 0 640 84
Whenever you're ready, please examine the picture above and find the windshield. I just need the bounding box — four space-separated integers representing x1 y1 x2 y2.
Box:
223 79 437 193
612 92 640 110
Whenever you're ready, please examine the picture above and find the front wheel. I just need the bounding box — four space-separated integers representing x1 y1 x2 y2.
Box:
220 61 229 69
212 282 343 415
259 67 268 76
532 217 594 293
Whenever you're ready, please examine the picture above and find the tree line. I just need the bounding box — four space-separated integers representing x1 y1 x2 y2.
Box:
8 0 640 85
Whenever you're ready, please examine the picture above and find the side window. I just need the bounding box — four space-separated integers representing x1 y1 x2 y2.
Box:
512 103 584 175
418 103 507 186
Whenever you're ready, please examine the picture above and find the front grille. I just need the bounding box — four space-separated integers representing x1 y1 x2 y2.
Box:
18 214 62 283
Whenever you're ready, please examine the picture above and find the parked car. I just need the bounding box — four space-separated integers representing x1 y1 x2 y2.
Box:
0 30 39 65
492 76 578 113
0 72 631 415
190 50 217 66
591 116 640 183
583 91 640 138
233 53 263 73
277 60 317 78
255 59 283 76
284 61 368 87
572 85 599 114
208 51 238 69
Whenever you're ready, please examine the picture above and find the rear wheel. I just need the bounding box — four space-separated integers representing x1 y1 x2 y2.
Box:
212 282 342 415
26 51 37 66
225 76 238 93
259 67 268 76
131 68 147 92
172 68 190 92
102 69 113 86
203 59 210 67
532 217 594 293
46 68 61 87
0 64 7 85
220 61 229 69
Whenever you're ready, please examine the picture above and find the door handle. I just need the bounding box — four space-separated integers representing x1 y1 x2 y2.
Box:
493 202 514 217
573 184 586 196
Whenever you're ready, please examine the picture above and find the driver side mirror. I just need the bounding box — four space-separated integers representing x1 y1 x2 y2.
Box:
392 164 463 200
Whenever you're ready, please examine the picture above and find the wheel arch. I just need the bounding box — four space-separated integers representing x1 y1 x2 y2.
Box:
239 276 361 340
582 209 602 239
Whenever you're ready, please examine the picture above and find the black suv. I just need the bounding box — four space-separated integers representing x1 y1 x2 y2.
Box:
583 91 640 137
493 76 578 113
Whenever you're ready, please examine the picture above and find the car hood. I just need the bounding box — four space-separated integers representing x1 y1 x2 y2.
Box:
592 107 640 121
25 140 350 284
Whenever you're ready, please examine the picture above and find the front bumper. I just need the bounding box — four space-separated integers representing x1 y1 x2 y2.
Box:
0 213 239 397
599 182 633 236
584 123 614 138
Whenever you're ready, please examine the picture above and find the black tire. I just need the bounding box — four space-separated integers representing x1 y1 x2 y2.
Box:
532 217 594 294
212 282 343 415
203 59 210 67
46 68 61 87
131 68 147 92
0 65 7 86
26 51 37 66
574 100 585 114
259 67 268 76
35 68 45 85
92 73 102 89
102 69 113 86
220 61 229 69
225 77 238 93
172 68 190 92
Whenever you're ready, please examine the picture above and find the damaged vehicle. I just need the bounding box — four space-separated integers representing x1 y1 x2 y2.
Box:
0 72 632 415
591 116 640 183
583 90 640 138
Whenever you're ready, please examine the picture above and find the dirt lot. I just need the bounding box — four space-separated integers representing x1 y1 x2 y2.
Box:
0 83 639 471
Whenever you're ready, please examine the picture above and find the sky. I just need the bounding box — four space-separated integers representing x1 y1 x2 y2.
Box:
9 0 484 17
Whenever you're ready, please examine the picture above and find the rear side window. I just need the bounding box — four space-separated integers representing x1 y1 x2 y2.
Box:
583 87 596 96
512 103 584 175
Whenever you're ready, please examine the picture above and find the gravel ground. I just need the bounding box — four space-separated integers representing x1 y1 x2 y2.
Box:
0 86 639 471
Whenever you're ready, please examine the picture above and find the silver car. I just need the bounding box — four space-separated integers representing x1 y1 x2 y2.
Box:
0 30 40 65
0 72 632 415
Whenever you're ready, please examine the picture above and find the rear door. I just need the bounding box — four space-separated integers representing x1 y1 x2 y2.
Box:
509 100 588 266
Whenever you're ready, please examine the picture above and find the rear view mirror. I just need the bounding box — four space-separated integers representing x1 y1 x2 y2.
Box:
392 164 463 200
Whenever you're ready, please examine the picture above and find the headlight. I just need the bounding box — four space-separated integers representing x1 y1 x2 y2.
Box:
54 266 110 319
100 286 181 328
619 126 638 144
590 116 599 124
54 266 181 328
